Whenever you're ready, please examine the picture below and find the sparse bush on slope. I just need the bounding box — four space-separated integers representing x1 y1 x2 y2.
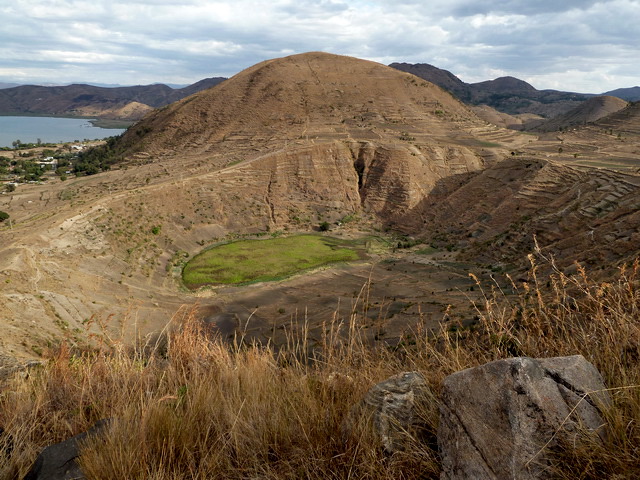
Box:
0 255 638 479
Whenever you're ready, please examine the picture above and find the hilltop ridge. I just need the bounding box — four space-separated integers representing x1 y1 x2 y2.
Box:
532 95 629 132
390 62 590 117
0 78 225 121
120 52 481 159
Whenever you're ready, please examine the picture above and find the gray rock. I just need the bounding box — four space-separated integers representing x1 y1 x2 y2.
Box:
438 355 610 479
24 419 111 480
345 371 437 453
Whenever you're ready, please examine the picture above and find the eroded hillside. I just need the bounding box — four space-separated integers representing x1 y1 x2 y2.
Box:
396 157 640 272
0 52 638 369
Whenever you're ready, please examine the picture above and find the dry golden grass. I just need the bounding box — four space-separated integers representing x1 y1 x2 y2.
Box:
0 255 638 479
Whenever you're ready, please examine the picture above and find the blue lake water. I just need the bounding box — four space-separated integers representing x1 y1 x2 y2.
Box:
0 116 127 148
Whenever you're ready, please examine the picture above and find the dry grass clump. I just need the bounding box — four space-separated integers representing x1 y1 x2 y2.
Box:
0 303 436 479
0 256 638 479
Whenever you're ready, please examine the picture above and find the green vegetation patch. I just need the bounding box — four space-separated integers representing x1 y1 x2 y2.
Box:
183 234 362 288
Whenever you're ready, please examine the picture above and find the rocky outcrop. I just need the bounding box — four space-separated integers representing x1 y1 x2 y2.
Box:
345 371 437 454
438 355 610 480
351 142 483 222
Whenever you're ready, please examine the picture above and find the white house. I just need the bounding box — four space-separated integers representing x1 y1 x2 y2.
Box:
36 157 58 170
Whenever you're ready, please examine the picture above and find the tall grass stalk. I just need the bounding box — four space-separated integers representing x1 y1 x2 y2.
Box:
0 257 638 479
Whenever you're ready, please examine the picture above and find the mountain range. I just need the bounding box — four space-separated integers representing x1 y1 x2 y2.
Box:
390 62 640 108
1 60 638 126
0 51 639 368
0 77 225 121
389 62 591 118
602 86 640 101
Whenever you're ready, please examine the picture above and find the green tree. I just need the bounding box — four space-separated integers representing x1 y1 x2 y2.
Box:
0 211 9 223
15 160 43 182
73 135 124 176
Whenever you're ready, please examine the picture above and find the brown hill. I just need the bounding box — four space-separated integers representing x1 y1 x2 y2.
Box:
394 157 640 271
388 62 471 101
63 101 155 121
120 52 486 161
109 51 532 224
0 52 638 369
592 100 640 135
533 96 628 132
472 76 538 95
523 99 640 173
97 101 155 121
112 52 559 227
471 105 544 130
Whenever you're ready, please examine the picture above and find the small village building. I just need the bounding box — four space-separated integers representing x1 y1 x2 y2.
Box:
36 157 58 170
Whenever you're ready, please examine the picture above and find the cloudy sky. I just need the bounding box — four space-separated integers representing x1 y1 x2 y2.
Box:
1 0 638 93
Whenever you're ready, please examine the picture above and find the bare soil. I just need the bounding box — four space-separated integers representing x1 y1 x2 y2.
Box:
1 52 638 370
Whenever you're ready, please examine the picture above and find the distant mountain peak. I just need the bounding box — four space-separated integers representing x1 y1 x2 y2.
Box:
390 63 588 117
472 76 537 93
602 86 640 102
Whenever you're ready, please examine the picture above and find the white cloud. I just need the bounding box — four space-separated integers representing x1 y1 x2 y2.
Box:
0 0 638 92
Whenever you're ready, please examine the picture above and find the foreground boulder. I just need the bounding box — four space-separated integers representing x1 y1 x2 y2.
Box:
25 419 110 480
345 371 437 453
438 355 610 479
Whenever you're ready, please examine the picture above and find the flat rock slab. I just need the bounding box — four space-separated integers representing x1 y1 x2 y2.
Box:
438 355 610 480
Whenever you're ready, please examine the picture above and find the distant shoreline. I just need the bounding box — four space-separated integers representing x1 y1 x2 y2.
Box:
0 113 134 129
0 116 129 148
